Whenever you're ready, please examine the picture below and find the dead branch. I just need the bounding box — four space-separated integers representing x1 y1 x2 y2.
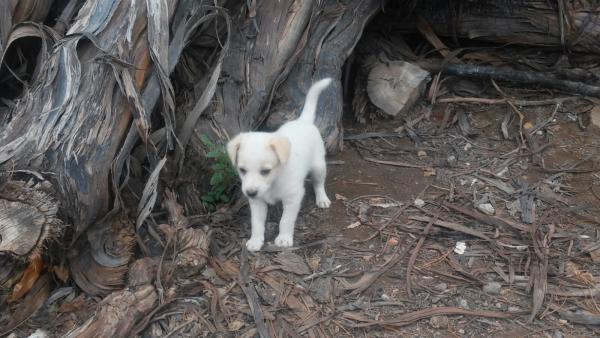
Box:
422 63 600 98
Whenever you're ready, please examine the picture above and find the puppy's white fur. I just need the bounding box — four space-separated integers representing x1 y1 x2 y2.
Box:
227 78 333 251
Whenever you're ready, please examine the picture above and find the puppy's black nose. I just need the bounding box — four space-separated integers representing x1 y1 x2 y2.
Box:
246 190 257 198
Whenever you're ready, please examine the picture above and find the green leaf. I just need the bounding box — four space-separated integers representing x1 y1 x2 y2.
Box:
206 149 221 158
202 195 215 203
220 195 230 203
200 134 211 145
210 172 223 186
213 162 226 170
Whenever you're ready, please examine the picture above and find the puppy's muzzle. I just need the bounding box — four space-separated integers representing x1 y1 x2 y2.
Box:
245 189 258 198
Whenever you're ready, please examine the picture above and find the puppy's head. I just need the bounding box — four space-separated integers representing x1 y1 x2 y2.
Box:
227 132 290 199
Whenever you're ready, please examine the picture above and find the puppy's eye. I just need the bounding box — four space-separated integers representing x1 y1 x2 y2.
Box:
239 168 247 175
260 169 271 176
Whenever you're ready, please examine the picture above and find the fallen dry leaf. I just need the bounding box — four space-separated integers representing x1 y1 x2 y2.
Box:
59 295 87 313
566 261 595 285
347 221 361 229
306 256 321 271
51 264 70 283
590 105 600 128
335 193 348 201
9 253 44 302
228 319 245 331
423 167 436 176
274 252 310 275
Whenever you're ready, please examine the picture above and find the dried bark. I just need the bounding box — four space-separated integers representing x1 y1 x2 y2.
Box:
401 0 600 54
63 284 158 338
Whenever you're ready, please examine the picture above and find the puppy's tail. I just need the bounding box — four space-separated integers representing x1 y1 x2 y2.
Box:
298 78 332 124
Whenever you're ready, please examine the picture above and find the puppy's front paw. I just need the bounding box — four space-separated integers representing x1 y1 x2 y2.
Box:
246 237 264 252
316 195 331 208
274 234 294 248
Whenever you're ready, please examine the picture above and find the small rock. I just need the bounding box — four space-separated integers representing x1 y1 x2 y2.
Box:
496 302 503 309
477 203 495 215
433 282 448 292
429 315 449 329
553 330 564 338
483 281 502 295
456 298 469 309
447 155 457 166
535 130 543 136
27 330 50 338
458 329 465 334
463 143 472 151
417 150 427 158
591 105 600 128
381 293 391 301
431 296 440 304
387 237 399 246
508 306 521 312
558 319 568 325
454 241 466 255
228 319 245 331
414 198 425 207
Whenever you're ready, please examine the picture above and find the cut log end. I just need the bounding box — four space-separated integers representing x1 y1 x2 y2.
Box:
367 61 430 118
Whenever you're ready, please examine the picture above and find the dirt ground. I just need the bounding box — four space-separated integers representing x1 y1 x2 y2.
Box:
202 95 600 337
4 92 600 338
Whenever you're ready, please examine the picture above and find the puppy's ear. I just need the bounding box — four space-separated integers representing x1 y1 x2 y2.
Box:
269 136 291 165
226 134 243 165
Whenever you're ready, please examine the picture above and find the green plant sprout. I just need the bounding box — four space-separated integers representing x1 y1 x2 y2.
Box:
199 134 237 211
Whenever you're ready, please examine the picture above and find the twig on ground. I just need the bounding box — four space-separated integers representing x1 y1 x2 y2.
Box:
239 244 270 338
443 202 530 232
340 306 513 328
363 157 428 169
409 215 491 241
343 239 412 295
406 215 437 296
437 96 578 106
303 264 344 281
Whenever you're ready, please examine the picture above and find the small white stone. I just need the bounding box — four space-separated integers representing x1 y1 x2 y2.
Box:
414 198 425 207
483 281 502 295
454 241 466 255
477 203 495 215
536 130 543 135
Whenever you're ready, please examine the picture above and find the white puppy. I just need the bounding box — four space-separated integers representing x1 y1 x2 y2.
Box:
227 78 333 251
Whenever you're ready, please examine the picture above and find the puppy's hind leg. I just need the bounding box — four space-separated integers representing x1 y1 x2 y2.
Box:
311 156 331 208
275 190 304 248
246 199 268 251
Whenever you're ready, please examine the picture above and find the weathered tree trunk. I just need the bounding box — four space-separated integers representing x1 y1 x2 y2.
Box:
192 0 380 153
0 0 380 315
0 0 176 296
398 0 600 54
